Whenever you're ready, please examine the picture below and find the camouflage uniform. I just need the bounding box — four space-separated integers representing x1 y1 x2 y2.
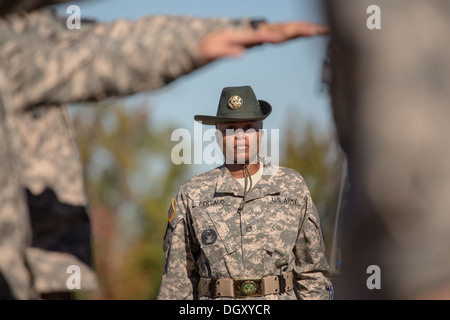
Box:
0 2 254 299
157 161 332 300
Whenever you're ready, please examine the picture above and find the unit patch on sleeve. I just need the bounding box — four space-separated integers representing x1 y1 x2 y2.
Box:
168 198 175 222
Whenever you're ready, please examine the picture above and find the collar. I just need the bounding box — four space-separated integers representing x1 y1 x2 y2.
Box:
215 165 243 196
215 161 281 199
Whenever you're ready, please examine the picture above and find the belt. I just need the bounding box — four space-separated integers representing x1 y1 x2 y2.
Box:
199 272 294 298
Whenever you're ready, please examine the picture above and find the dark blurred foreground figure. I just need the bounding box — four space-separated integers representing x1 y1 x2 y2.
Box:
325 0 450 299
0 0 329 299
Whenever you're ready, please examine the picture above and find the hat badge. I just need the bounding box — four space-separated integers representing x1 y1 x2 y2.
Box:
228 95 243 110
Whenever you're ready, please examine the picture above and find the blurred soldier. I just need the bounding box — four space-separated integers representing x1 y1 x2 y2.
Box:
157 86 332 300
325 0 450 299
0 0 329 299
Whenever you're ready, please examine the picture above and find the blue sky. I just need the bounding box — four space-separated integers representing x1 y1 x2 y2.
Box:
55 0 333 175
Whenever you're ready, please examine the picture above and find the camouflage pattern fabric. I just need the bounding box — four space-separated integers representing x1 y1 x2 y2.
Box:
0 3 252 299
157 162 332 300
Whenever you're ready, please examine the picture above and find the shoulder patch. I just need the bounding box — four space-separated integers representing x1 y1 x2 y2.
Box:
168 198 175 222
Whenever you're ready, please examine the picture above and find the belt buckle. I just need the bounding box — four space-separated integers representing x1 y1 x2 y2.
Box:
233 278 263 298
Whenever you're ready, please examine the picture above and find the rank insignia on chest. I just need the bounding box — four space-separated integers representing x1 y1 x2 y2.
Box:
168 198 175 222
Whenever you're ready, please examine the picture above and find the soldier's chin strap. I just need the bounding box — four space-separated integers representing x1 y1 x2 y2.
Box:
238 164 252 212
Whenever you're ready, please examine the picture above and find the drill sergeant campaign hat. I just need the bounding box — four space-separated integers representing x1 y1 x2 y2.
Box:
194 86 272 125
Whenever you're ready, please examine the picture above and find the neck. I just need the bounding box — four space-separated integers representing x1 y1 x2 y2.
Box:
226 162 260 179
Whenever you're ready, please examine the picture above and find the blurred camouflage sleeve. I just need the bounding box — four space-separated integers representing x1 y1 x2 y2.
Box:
1 8 252 111
293 196 333 300
0 107 34 299
157 190 199 300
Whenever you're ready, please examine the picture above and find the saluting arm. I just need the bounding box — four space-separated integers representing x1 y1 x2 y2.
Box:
2 9 250 110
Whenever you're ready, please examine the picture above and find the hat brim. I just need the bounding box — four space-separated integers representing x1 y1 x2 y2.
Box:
194 100 272 125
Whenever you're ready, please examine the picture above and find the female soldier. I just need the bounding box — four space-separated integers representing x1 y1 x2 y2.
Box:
157 86 332 300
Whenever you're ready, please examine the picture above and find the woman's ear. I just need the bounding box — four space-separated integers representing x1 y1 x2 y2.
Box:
215 128 223 150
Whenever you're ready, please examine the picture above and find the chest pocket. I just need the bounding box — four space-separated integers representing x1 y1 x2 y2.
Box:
192 205 239 255
191 200 240 272
261 195 306 274
197 224 225 268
